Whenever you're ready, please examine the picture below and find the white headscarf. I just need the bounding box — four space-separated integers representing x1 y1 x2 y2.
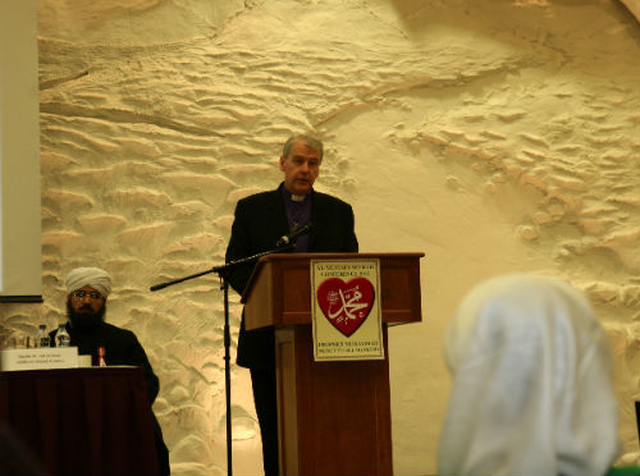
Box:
438 274 620 476
65 267 112 298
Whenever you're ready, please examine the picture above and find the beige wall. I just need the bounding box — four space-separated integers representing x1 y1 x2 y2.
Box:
1 1 638 475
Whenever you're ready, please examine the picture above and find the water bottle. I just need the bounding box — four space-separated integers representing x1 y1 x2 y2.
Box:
34 324 50 348
56 324 70 347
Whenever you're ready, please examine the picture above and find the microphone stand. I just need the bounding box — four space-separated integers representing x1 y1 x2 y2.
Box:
150 244 295 476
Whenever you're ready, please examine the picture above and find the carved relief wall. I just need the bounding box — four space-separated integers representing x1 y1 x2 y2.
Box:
1 1 638 474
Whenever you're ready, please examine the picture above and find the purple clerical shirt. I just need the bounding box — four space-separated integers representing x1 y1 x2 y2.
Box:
281 185 312 252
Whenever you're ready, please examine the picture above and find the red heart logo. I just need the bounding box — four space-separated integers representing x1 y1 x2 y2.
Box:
316 277 375 337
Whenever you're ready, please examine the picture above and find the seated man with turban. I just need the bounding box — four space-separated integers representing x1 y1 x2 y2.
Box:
50 266 170 476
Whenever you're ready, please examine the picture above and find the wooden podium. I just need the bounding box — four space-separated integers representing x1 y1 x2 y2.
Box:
242 252 424 476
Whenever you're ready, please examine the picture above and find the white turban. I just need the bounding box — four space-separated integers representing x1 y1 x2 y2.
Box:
65 267 112 298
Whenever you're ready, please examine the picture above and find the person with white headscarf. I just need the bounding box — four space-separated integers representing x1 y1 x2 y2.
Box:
49 266 171 476
438 273 621 476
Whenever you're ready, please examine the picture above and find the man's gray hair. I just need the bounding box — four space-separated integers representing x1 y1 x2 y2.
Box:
282 134 324 159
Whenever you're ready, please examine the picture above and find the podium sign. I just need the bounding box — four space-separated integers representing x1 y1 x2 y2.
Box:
311 258 384 361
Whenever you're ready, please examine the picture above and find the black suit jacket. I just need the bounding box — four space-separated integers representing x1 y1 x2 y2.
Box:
50 322 159 403
225 183 359 369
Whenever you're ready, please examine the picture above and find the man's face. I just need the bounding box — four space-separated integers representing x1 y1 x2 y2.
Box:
67 285 106 330
279 140 322 196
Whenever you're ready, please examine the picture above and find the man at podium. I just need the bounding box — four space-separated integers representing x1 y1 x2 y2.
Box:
225 133 359 476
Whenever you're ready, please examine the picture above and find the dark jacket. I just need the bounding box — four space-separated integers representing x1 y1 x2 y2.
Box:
50 321 159 402
225 183 359 369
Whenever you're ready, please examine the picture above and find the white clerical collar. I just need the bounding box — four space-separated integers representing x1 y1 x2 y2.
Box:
291 193 305 202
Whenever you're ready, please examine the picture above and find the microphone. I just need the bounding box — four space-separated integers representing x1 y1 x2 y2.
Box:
276 223 313 247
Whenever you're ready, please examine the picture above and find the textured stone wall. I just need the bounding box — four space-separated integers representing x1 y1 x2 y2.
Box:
1 1 638 475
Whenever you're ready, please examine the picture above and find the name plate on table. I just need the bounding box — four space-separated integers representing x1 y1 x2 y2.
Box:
0 347 79 371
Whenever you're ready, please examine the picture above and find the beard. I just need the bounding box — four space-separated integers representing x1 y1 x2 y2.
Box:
67 300 106 331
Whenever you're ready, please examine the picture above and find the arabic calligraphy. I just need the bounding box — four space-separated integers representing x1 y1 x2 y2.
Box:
317 277 375 337
327 287 368 322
